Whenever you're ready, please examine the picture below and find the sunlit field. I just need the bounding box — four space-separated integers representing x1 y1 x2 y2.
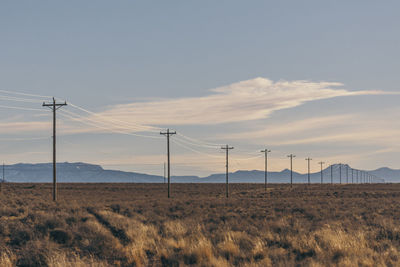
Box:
1 183 399 266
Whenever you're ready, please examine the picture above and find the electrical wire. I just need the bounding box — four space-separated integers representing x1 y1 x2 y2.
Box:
0 104 45 112
61 108 165 140
176 132 222 147
232 154 264 161
171 138 224 159
0 137 49 141
0 89 52 99
58 110 163 139
68 102 161 132
174 135 221 149
0 95 43 104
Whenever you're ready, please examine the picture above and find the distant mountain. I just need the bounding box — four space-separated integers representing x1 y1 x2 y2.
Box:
3 162 164 183
369 167 400 183
1 162 399 183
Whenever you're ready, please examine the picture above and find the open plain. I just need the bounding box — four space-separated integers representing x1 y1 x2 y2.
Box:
0 183 400 266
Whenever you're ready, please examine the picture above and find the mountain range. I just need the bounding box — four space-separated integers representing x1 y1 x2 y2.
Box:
1 162 399 183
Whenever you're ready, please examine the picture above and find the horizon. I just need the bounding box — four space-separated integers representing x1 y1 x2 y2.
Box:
1 161 396 178
1 1 400 177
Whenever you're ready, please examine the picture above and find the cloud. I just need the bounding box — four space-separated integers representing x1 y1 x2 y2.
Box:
93 77 386 126
219 109 400 147
0 121 50 134
221 114 355 140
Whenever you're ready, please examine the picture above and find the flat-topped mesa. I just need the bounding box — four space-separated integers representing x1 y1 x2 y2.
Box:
9 162 104 172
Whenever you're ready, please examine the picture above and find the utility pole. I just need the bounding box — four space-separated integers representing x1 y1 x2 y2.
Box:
319 162 325 184
261 149 271 192
0 163 3 194
163 162 166 184
221 145 234 198
160 129 176 198
351 168 354 183
356 170 359 183
287 154 296 187
43 97 67 202
330 164 333 184
305 157 312 185
339 163 342 184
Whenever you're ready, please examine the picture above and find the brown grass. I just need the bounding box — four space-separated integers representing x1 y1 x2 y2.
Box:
0 183 399 266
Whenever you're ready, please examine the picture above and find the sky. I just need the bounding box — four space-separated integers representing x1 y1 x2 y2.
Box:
0 1 399 177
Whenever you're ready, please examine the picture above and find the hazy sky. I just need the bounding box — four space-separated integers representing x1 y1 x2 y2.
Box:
0 1 399 176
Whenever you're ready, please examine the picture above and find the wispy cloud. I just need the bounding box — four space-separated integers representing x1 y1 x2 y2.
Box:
93 77 388 126
220 109 400 147
220 114 355 140
0 121 50 134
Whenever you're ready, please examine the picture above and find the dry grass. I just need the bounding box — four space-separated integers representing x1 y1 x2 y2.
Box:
0 183 399 266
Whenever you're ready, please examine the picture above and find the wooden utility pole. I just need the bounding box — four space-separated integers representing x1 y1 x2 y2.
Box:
160 129 176 198
0 163 3 193
305 157 312 185
43 97 67 202
221 145 234 198
287 154 296 187
163 162 166 184
261 149 271 191
356 169 359 183
319 162 325 184
351 168 354 183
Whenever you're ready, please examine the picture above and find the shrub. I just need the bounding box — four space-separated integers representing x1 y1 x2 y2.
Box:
50 230 71 245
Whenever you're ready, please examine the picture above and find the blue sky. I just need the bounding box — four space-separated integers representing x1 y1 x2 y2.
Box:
0 1 399 176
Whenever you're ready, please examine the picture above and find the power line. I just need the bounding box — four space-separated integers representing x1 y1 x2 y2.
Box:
176 132 222 148
163 162 166 184
261 149 271 192
68 102 160 132
0 137 49 141
0 95 43 104
319 161 325 184
174 135 221 149
43 97 67 202
305 157 312 185
59 110 162 139
0 163 3 194
0 89 52 99
61 108 159 135
171 138 224 159
0 104 46 112
221 145 234 198
287 154 296 187
160 129 176 198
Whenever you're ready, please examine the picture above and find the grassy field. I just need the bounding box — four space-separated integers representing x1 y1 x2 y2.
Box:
0 183 399 266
